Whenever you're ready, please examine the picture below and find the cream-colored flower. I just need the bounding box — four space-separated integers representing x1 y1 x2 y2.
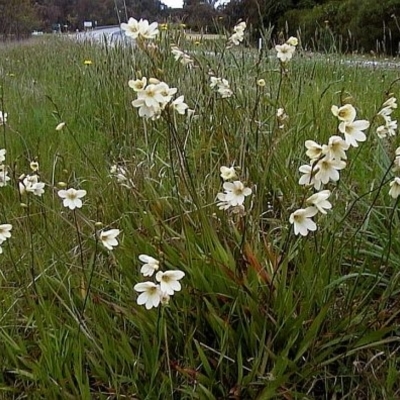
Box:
331 104 356 122
322 136 349 160
315 157 346 184
55 122 66 131
139 254 160 277
298 164 322 190
289 207 318 236
58 188 87 210
171 95 189 115
121 18 141 39
220 166 236 181
155 270 185 295
339 119 370 147
128 77 147 92
286 36 298 46
100 229 120 250
223 181 252 206
305 140 323 160
389 177 400 199
306 190 332 214
275 43 296 62
0 223 12 243
134 282 162 309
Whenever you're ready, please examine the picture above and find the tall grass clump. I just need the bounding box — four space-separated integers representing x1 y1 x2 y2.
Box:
0 20 400 399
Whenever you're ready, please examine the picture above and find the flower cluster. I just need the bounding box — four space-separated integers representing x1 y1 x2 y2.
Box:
121 18 159 40
216 166 252 213
171 46 194 67
19 173 45 196
276 107 288 129
134 254 185 310
275 36 298 62
0 111 7 126
291 103 370 236
110 164 134 188
210 77 233 98
0 223 12 254
228 21 246 46
376 97 397 139
129 77 189 120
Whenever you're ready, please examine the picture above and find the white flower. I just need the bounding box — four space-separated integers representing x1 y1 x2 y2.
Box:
121 18 141 39
134 282 162 309
306 190 332 214
322 136 349 160
298 164 322 190
229 31 244 45
220 166 236 180
315 157 346 184
128 77 147 92
383 97 397 109
139 254 160 277
137 83 167 109
275 43 296 62
331 104 356 122
210 77 233 98
376 119 397 138
0 111 8 125
393 147 400 171
223 181 252 206
0 224 12 243
216 192 231 210
131 98 161 120
233 21 246 33
0 165 10 187
100 229 120 250
155 270 185 295
286 36 298 46
171 95 189 115
339 119 370 147
171 46 193 66
389 177 400 199
277 108 288 120
55 122 66 131
210 77 221 89
58 188 87 210
378 106 394 120
289 207 318 236
0 149 6 163
305 140 323 160
138 19 159 40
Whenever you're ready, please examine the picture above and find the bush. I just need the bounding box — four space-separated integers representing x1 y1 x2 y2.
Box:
280 0 400 54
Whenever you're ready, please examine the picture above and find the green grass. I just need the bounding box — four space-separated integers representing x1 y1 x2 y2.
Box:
0 32 400 399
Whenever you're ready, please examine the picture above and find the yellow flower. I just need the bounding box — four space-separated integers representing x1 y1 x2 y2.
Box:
160 23 168 31
195 41 201 45
180 23 186 28
84 60 92 65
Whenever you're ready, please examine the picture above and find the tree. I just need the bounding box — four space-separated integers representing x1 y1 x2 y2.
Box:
0 0 39 39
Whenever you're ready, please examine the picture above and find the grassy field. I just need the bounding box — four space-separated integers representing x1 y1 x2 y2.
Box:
0 27 400 399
